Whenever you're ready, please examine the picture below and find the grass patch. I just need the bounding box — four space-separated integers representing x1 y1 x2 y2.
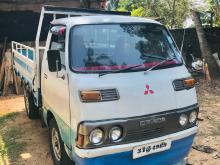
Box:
0 112 25 164
0 112 18 126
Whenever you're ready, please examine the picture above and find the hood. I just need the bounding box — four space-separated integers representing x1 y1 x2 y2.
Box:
69 65 197 121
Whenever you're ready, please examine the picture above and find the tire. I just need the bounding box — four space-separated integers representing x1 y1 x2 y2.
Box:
49 118 74 165
23 88 39 119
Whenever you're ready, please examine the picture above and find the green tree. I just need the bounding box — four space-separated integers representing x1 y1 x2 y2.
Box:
117 0 143 11
192 10 220 79
205 0 220 26
191 0 220 79
106 0 119 11
117 0 190 29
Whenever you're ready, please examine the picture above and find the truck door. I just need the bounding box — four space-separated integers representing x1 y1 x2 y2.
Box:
41 31 71 148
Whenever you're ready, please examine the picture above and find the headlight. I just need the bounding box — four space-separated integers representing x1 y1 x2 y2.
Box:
189 111 197 123
109 127 122 142
89 128 104 145
179 114 188 126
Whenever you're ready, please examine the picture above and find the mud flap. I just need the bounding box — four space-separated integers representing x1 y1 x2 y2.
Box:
39 107 46 128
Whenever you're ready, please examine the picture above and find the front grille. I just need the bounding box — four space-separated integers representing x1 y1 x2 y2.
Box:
78 104 199 149
173 79 186 91
126 127 164 142
100 89 119 101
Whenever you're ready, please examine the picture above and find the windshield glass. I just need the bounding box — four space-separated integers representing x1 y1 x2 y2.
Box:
70 24 182 72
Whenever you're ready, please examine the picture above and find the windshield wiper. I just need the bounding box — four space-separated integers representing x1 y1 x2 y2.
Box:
99 57 176 77
99 64 143 77
142 54 167 60
99 55 170 77
144 57 176 74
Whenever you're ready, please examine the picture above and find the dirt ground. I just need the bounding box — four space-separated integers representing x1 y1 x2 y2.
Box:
0 96 53 165
188 80 220 165
0 81 220 165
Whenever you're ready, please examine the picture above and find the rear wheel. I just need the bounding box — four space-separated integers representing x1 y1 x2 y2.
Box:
49 118 74 165
23 88 39 119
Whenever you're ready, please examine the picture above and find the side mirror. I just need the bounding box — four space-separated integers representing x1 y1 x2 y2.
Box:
47 50 61 72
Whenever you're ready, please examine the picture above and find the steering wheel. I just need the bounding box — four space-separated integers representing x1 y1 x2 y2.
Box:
95 55 115 66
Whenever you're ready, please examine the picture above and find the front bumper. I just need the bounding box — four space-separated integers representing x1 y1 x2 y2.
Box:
77 104 199 149
72 127 197 165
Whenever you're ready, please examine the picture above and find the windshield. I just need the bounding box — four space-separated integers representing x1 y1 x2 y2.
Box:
69 23 182 73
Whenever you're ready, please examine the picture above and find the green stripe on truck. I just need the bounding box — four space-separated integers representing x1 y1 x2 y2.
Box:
42 106 76 150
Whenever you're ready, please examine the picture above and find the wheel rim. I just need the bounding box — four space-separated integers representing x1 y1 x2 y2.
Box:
51 128 61 161
24 90 30 115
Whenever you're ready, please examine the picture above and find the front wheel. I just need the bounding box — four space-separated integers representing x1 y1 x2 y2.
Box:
23 88 39 119
49 118 74 165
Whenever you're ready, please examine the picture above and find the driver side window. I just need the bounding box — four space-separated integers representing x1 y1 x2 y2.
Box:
50 34 65 68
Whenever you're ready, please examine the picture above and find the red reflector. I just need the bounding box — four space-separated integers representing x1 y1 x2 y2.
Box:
59 27 66 35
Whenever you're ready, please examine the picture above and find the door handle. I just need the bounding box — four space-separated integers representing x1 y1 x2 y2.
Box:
44 73 48 79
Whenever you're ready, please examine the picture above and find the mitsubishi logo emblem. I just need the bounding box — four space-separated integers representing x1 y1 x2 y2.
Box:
144 85 154 95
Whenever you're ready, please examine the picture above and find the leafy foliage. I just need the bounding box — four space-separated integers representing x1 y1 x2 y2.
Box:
117 0 190 29
205 0 220 26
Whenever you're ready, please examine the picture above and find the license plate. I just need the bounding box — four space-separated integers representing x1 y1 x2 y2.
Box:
133 139 171 159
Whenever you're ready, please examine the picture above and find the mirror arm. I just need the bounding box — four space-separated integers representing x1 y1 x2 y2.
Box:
56 60 65 80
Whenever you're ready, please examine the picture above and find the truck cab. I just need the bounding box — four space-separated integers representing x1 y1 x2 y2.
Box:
12 6 199 165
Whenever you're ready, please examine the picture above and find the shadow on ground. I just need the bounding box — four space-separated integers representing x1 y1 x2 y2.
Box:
0 96 52 165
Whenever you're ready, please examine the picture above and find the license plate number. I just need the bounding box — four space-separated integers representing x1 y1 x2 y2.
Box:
133 139 171 159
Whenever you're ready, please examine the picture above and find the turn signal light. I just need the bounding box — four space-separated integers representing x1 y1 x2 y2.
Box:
77 134 84 147
80 90 101 102
184 78 195 88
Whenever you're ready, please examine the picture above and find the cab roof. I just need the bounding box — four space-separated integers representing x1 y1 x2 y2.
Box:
51 15 161 27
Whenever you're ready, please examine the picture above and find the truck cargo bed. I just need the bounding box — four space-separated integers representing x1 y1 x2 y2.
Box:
12 41 36 87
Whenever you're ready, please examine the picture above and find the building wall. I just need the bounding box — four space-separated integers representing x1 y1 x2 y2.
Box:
0 0 101 42
171 28 220 59
0 0 100 12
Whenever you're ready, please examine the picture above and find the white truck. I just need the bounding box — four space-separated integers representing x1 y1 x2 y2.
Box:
12 6 199 165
